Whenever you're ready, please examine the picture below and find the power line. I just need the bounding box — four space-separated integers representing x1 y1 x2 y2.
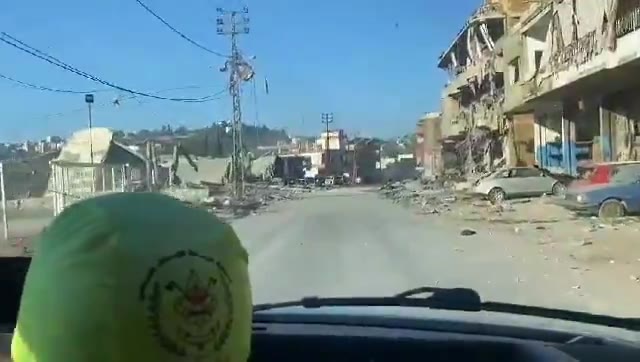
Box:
34 86 228 123
0 73 108 94
134 0 228 57
0 32 219 103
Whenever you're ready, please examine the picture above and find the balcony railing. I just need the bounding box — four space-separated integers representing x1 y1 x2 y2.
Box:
616 5 640 38
472 2 503 20
549 30 599 72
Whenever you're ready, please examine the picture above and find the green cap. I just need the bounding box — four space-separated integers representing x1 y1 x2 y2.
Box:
12 192 252 362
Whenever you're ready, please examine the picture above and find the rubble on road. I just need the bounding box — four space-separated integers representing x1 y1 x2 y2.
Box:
166 181 316 221
379 179 459 214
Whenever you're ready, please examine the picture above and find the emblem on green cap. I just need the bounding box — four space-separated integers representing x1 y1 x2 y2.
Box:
139 250 234 357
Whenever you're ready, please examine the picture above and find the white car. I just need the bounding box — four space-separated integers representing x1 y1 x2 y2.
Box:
472 167 566 204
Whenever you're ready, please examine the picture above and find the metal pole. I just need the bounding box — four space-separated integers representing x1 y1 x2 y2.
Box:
88 103 94 165
51 162 58 216
145 141 152 191
231 13 243 197
61 166 67 212
121 164 127 192
0 163 8 240
101 167 106 192
218 7 250 198
85 94 96 194
111 167 116 192
321 113 334 175
353 143 358 183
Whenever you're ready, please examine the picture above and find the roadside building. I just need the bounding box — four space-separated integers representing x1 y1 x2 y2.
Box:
346 138 382 184
504 0 640 175
315 129 347 175
415 120 425 167
49 128 147 214
417 112 443 179
437 0 537 175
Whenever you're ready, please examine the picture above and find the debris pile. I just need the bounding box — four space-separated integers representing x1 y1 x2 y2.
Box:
379 180 459 214
174 181 315 221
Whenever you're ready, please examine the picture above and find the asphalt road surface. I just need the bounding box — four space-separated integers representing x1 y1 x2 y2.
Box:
233 187 640 318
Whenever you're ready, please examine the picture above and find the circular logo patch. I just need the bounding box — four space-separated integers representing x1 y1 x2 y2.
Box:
139 250 234 357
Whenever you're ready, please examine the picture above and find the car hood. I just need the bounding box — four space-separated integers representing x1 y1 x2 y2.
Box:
567 183 612 194
254 305 640 343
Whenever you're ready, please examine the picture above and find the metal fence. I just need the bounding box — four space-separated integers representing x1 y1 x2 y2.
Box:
49 161 140 216
0 160 145 242
0 159 56 241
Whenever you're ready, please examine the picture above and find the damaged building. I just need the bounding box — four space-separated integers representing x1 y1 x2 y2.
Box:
503 0 640 175
417 112 443 179
438 0 535 175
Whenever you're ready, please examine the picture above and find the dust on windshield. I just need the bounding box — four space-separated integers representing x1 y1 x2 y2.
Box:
1 0 640 323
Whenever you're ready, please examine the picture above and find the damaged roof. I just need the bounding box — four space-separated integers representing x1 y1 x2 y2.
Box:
55 128 146 165
159 155 231 185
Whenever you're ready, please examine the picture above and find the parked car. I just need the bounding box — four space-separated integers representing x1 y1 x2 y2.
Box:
568 161 640 190
556 163 640 218
472 167 566 204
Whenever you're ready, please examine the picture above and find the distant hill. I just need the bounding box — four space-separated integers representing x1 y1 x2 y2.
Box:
115 123 291 157
181 124 290 157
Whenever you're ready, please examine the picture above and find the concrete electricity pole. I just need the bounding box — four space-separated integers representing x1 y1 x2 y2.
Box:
321 113 334 175
217 6 252 198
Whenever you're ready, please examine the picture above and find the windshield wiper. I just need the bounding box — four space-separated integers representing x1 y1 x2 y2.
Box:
253 286 640 331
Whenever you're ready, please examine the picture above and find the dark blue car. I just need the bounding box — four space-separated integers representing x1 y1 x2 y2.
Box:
555 163 640 218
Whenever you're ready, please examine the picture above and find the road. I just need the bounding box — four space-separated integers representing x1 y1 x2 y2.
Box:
233 187 640 318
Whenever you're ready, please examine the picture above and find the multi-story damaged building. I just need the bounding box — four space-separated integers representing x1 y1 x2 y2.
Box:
438 0 536 174
503 0 640 175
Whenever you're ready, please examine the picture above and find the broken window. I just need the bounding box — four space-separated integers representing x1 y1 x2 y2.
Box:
494 72 505 90
512 168 541 178
509 57 520 84
534 51 543 73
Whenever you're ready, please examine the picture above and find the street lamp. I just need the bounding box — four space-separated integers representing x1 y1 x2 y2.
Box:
85 94 95 165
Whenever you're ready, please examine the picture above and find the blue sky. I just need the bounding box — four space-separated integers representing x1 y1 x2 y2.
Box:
0 0 478 142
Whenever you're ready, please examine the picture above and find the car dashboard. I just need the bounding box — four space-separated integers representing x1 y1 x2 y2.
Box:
250 318 640 362
0 317 638 361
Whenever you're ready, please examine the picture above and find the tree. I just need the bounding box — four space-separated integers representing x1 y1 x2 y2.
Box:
381 143 402 158
174 126 188 136
112 130 126 140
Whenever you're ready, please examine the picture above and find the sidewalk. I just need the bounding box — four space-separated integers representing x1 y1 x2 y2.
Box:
419 196 640 299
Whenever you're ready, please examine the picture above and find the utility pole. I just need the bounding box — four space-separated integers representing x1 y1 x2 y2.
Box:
85 94 96 192
217 6 252 198
84 94 95 164
352 132 360 184
321 113 334 175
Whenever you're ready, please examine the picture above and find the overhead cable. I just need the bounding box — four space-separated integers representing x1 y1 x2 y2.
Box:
0 32 219 103
134 0 228 57
34 86 229 123
0 73 108 94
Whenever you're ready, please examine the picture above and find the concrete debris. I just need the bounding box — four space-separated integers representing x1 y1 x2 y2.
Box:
460 229 477 236
167 180 317 221
379 179 458 215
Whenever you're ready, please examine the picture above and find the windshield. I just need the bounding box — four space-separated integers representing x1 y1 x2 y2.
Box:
610 164 640 184
1 0 639 332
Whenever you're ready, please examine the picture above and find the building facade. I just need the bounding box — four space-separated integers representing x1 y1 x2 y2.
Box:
416 112 443 178
437 0 536 175
503 0 640 175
